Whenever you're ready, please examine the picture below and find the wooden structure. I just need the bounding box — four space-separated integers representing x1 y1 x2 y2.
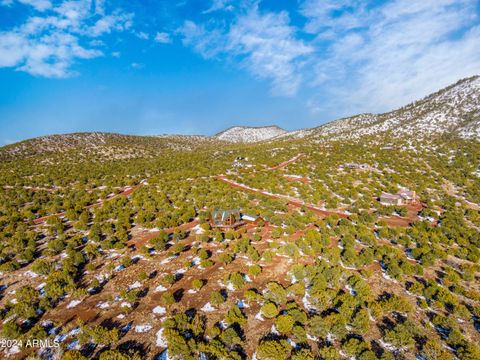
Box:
210 209 244 229
210 210 264 229
380 190 418 206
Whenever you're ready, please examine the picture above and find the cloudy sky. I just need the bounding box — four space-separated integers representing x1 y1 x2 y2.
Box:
0 0 479 144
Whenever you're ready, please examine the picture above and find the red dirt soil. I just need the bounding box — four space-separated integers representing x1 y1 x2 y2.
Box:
283 175 311 183
382 203 424 228
268 153 305 170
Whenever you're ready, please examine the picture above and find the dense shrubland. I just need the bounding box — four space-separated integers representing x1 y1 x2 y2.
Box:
0 135 478 359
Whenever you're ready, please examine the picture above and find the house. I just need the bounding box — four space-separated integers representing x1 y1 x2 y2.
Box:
398 190 417 204
210 210 263 229
380 190 418 206
380 193 403 206
210 209 244 229
343 163 370 170
232 156 248 168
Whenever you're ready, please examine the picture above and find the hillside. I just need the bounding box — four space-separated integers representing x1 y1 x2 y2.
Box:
290 76 480 142
0 132 219 162
215 125 288 143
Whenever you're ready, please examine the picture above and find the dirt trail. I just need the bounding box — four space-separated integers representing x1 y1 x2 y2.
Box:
32 181 146 225
267 153 305 170
219 153 347 218
217 176 348 218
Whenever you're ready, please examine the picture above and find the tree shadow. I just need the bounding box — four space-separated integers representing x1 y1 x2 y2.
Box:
173 288 184 302
99 318 122 330
117 340 150 358
138 287 149 298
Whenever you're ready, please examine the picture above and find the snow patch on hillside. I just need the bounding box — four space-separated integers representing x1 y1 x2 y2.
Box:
305 76 480 141
215 126 288 143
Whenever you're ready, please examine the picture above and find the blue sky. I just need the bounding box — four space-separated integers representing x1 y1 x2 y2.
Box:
0 0 479 144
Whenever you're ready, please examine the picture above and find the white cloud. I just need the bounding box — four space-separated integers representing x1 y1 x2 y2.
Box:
179 5 313 96
178 21 225 59
154 32 171 44
136 31 149 40
302 0 480 114
0 32 27 67
0 0 133 78
203 0 234 14
2 0 52 11
301 0 362 34
89 39 104 47
131 62 144 69
19 32 101 77
94 0 106 15
227 9 313 96
21 0 51 11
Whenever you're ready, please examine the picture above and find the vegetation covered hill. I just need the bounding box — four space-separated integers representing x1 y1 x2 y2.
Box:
282 76 480 142
0 133 217 162
0 78 479 360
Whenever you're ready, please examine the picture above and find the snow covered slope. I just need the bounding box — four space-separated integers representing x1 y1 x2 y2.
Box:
215 126 288 143
281 76 480 141
299 76 480 142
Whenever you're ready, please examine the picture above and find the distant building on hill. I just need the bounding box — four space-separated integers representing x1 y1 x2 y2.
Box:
380 189 418 206
342 163 370 170
210 209 262 229
381 145 396 150
232 156 248 168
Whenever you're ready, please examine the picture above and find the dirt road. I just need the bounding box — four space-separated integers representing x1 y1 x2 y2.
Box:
32 181 146 225
217 176 348 218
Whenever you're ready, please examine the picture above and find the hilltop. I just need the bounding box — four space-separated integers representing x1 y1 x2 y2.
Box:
0 132 218 162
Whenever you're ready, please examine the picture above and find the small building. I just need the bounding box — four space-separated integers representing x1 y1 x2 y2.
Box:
380 193 403 206
241 214 263 224
342 163 370 170
210 210 264 229
210 209 244 229
380 190 418 206
233 156 248 168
